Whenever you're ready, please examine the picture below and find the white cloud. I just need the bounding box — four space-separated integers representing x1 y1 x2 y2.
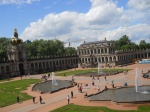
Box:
0 0 39 5
86 0 123 25
20 0 150 48
100 24 150 44
128 0 150 11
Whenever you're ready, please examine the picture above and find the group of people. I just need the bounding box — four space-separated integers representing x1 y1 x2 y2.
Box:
67 91 74 104
77 84 83 93
41 73 50 80
17 96 43 104
32 96 43 104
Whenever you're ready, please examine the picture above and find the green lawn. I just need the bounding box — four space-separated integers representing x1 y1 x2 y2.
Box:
51 104 150 112
0 79 41 107
54 68 129 76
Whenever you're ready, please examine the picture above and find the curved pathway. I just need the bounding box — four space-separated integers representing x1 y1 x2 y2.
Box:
0 63 150 112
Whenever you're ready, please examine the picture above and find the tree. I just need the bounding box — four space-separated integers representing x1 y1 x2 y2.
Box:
25 39 75 57
114 35 139 50
65 47 77 55
0 37 10 61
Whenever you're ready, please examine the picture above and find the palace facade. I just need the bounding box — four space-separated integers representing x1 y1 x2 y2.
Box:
77 38 150 68
0 29 78 79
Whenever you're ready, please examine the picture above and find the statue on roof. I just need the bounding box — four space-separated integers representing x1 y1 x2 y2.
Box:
14 28 18 38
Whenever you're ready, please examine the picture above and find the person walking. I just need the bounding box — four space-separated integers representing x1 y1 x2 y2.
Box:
48 73 50 78
32 97 36 104
17 96 19 103
97 86 100 91
104 76 107 81
97 77 100 82
67 95 70 104
39 96 42 104
111 80 114 84
71 91 73 98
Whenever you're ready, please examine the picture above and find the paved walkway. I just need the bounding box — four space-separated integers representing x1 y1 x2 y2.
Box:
0 64 150 112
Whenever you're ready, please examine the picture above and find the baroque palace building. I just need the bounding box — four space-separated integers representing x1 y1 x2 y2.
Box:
0 29 78 79
77 38 150 68
0 29 150 79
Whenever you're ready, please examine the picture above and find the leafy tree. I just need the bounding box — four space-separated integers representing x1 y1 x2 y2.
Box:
113 35 131 50
114 35 139 50
65 47 77 55
139 40 150 49
139 40 146 45
25 39 75 57
0 37 10 61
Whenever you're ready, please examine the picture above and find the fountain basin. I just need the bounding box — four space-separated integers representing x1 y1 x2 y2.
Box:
88 86 150 103
32 80 75 93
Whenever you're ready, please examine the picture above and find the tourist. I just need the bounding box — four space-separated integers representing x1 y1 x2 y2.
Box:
67 95 70 104
32 97 36 104
85 84 88 89
41 75 43 79
142 70 143 74
17 96 19 103
104 76 107 81
97 77 100 82
92 81 94 86
124 82 127 86
71 91 73 98
48 73 50 78
104 85 108 90
92 75 95 80
112 83 115 88
72 76 74 81
97 86 100 91
84 92 87 97
39 96 42 104
79 87 82 93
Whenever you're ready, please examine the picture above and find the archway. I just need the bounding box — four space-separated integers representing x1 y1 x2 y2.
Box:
19 63 24 75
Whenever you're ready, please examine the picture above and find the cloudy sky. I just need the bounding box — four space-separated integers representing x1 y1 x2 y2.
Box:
0 0 150 48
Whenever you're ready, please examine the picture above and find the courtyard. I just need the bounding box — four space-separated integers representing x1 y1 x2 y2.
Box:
0 63 150 112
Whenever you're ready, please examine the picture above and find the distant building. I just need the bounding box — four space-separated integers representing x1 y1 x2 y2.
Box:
77 38 150 68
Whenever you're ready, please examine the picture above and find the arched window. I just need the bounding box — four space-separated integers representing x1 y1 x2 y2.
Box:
46 62 49 66
91 50 93 54
43 62 45 67
105 57 108 62
98 57 101 62
113 56 116 61
39 62 42 67
6 65 10 72
102 57 104 62
35 63 38 68
105 48 107 53
109 57 112 62
88 50 90 54
95 58 97 62
98 49 100 53
94 49 96 54
101 49 103 53
31 63 34 69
